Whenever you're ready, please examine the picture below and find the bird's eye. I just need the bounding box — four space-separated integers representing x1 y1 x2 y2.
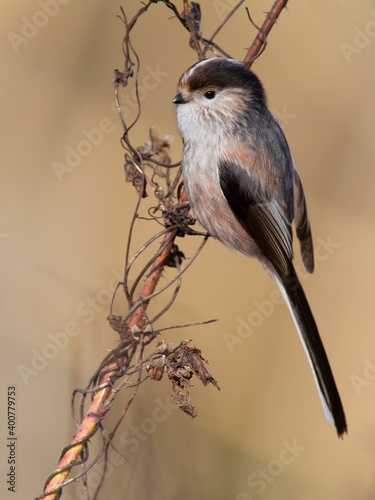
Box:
204 90 216 100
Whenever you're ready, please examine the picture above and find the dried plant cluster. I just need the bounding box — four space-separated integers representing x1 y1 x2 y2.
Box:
38 1 288 498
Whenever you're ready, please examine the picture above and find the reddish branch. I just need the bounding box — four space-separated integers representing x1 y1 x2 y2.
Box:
38 197 185 499
243 0 289 68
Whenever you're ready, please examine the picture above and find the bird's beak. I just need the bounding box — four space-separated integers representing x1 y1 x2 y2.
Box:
172 93 187 104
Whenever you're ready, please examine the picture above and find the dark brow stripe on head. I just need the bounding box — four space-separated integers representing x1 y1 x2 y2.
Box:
187 59 265 98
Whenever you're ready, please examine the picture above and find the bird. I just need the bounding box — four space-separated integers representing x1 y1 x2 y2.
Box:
172 57 347 437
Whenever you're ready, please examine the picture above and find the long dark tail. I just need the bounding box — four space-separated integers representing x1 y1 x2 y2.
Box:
276 266 347 437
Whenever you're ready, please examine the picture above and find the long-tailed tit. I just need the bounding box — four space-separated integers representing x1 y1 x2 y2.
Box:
173 57 347 437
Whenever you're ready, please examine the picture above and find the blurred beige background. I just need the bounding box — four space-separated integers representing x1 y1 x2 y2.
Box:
1 1 375 498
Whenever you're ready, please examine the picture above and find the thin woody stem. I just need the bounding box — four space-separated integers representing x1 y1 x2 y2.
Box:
207 0 245 44
183 0 205 60
242 0 289 68
38 196 186 500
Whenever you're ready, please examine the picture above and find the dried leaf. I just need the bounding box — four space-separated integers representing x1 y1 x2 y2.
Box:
162 208 196 237
124 160 147 198
138 127 173 166
147 364 164 381
161 340 219 417
162 243 185 268
171 382 197 418
185 348 220 389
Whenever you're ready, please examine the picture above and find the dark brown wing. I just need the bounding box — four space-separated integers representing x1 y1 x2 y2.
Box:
218 158 293 280
293 166 314 273
218 158 347 437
